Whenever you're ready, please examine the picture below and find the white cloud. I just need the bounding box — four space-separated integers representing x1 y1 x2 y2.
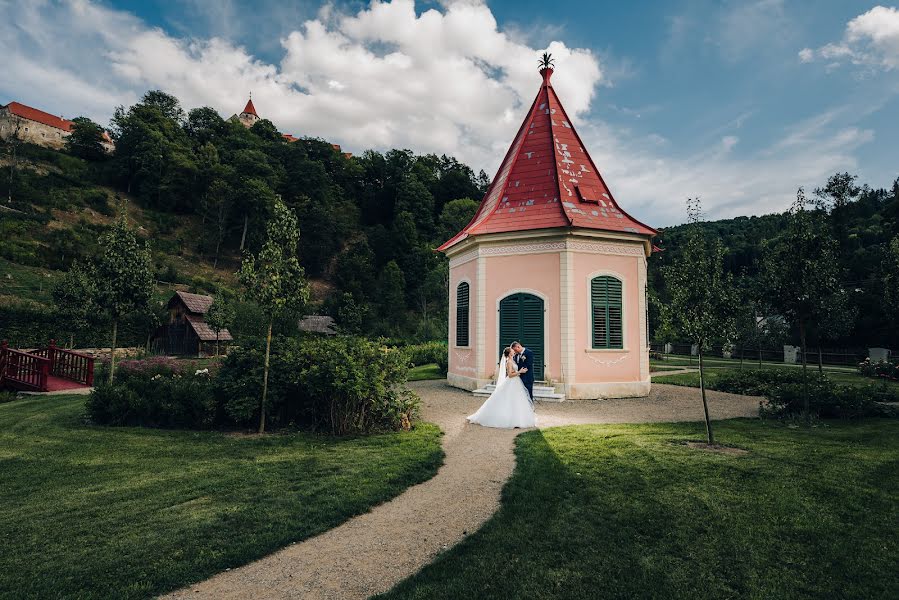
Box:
0 0 881 227
0 0 601 176
799 5 899 70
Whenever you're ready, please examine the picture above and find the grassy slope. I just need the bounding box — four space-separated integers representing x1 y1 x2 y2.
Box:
0 395 444 600
379 420 899 600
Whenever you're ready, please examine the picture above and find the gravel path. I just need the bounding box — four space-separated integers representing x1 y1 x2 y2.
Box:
163 381 760 600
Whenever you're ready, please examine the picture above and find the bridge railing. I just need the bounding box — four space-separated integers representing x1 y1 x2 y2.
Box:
1 341 50 392
32 340 95 386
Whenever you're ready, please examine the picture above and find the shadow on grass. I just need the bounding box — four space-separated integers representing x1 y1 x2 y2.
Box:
377 420 899 600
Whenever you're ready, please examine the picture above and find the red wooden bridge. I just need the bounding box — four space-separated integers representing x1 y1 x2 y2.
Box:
0 340 95 393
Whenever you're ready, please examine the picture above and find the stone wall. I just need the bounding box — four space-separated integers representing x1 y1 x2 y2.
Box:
0 109 69 150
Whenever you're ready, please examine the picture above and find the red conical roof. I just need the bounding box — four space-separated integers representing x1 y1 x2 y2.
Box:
438 67 655 252
242 97 258 117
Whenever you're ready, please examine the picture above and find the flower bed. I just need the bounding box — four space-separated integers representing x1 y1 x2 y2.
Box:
858 358 899 381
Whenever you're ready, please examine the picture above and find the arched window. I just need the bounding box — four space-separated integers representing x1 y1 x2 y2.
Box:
591 276 623 349
456 282 470 347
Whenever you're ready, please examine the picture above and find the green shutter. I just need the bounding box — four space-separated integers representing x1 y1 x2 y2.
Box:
498 293 544 380
591 276 623 349
456 282 470 347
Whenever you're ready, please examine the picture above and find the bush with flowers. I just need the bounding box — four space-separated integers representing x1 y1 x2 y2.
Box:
87 361 219 429
857 358 899 381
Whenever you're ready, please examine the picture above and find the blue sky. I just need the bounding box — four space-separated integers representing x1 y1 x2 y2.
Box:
1 1 897 226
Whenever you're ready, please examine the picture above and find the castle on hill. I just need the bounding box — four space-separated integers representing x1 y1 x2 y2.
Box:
1 95 349 158
230 96 351 157
0 102 114 153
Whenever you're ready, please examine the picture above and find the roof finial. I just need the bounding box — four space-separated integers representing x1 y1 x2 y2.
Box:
538 52 555 84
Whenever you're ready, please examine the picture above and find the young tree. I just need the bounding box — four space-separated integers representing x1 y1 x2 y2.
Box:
238 197 309 433
205 297 235 356
760 188 843 419
51 262 97 348
66 117 106 161
93 210 154 383
882 235 899 341
661 198 738 445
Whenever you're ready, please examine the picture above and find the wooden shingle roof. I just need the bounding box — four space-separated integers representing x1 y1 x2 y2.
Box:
173 291 214 314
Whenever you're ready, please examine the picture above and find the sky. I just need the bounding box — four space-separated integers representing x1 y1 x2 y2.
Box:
1 1 898 227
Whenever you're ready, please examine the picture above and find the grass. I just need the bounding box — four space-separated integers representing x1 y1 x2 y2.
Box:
653 367 899 391
0 394 444 600
378 420 899 600
408 363 443 381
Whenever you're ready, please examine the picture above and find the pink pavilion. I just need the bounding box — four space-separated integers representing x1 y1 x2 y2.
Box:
438 65 657 399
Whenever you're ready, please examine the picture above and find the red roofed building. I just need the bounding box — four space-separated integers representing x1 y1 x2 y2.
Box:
232 96 261 128
0 101 114 152
443 63 656 400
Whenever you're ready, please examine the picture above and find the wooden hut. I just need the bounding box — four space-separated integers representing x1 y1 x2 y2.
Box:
151 292 233 356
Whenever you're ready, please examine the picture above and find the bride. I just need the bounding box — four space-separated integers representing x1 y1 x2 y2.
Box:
467 347 536 429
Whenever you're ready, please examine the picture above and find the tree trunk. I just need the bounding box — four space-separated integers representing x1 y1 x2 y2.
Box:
109 318 118 384
240 214 248 251
740 346 744 370
799 317 809 423
817 345 823 374
698 348 715 445
259 320 273 434
69 333 74 350
758 346 762 368
215 332 220 357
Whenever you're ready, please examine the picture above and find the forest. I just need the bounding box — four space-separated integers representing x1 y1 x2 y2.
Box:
1 89 898 350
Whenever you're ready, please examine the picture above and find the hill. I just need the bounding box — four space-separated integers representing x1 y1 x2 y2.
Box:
2 89 897 351
0 90 488 348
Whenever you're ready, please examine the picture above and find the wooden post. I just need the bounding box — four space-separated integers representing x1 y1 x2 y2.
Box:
48 339 57 375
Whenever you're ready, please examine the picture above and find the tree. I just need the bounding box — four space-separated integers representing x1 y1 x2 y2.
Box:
205 297 235 356
201 179 232 268
882 235 899 341
51 262 97 348
335 292 368 334
238 197 309 433
66 117 106 161
661 198 738 445
376 260 407 332
760 188 843 420
93 210 154 383
437 198 478 243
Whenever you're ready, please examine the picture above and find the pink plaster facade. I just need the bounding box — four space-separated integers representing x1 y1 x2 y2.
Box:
446 231 651 398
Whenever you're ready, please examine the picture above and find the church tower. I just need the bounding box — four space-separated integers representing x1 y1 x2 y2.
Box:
440 61 657 399
237 96 259 128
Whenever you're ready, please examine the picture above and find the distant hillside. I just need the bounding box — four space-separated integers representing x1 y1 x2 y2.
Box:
648 178 899 346
0 89 489 347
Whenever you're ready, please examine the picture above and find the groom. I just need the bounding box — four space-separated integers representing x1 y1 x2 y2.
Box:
511 341 535 404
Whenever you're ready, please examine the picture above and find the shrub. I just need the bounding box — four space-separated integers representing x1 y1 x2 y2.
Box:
435 349 449 376
858 358 899 381
762 379 898 420
402 341 448 367
0 391 18 404
218 336 419 434
86 370 218 428
711 369 807 397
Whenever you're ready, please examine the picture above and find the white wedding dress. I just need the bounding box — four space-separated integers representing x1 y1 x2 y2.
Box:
467 356 536 429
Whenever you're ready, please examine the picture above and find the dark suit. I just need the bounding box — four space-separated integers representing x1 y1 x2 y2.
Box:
516 348 535 403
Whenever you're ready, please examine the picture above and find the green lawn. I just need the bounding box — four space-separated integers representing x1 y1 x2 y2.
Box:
378 420 899 600
409 363 443 381
653 367 899 391
0 395 444 600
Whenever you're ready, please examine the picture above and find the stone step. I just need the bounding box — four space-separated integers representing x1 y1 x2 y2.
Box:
472 383 566 402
